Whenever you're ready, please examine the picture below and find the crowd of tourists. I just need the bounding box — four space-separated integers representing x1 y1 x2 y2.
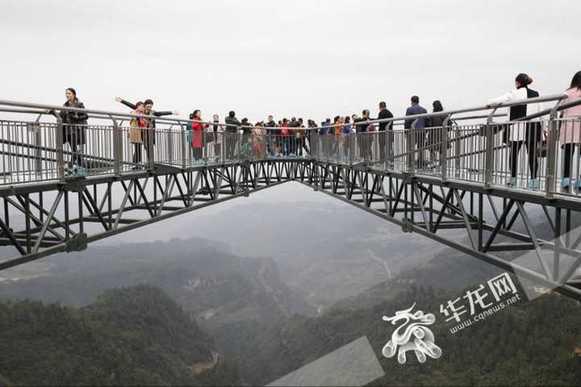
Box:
57 70 581 191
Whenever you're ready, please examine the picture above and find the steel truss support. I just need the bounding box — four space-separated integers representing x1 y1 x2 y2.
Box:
0 160 304 271
1 158 581 301
303 162 581 300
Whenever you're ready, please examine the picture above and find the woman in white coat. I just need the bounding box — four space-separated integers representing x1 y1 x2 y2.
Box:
489 73 543 189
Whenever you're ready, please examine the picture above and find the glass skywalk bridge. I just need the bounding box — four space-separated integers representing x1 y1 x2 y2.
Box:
0 96 580 301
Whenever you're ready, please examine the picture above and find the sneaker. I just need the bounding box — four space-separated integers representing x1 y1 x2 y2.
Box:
575 180 581 192
562 178 571 190
506 177 517 187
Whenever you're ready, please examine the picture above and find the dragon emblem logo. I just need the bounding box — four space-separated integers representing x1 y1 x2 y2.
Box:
382 303 442 364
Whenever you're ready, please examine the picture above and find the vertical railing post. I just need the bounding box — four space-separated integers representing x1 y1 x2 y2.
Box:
545 101 563 198
441 115 452 181
407 120 418 174
220 130 225 164
484 108 498 187
50 111 65 179
33 115 42 175
181 123 187 168
110 115 121 175
167 124 174 165
147 126 155 171
385 125 393 170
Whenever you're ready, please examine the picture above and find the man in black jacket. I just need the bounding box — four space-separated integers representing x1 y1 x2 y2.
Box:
224 111 241 160
115 97 175 165
265 115 277 156
378 101 394 164
354 110 372 160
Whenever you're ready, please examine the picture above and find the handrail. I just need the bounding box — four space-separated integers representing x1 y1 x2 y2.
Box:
313 94 568 131
0 99 190 126
0 93 568 132
518 97 581 121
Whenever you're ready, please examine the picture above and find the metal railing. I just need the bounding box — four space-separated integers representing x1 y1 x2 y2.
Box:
1 96 581 200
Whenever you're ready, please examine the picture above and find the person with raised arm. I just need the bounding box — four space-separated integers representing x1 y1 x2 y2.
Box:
560 71 581 192
128 101 148 169
115 97 174 118
60 88 89 171
489 73 542 189
115 97 176 165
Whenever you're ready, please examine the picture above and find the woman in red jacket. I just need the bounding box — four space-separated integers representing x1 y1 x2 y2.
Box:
191 110 209 161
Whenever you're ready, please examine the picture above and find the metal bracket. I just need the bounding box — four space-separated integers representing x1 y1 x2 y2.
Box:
402 217 414 233
62 177 85 192
65 232 88 252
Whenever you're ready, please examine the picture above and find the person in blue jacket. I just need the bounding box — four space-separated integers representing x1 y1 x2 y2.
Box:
405 96 428 168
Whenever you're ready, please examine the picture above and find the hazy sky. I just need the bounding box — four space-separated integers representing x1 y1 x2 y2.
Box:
2 0 580 123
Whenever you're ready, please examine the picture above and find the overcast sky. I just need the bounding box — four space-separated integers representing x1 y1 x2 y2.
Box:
2 0 580 123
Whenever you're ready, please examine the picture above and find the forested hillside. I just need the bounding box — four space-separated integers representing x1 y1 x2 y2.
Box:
0 285 239 386
236 285 581 386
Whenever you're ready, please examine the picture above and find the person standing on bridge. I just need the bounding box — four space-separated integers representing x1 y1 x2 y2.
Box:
128 101 147 168
252 121 267 159
60 88 88 170
378 101 394 165
212 114 221 161
355 109 373 161
333 116 343 159
190 110 209 162
298 118 309 156
280 118 291 156
307 119 318 156
265 115 277 156
489 73 542 189
115 98 175 166
405 96 428 170
224 111 241 160
426 100 447 168
342 116 353 160
240 118 252 158
560 71 581 191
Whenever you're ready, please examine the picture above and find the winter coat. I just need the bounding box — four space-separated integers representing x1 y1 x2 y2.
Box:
489 87 542 142
426 113 448 146
560 87 581 144
191 121 209 149
59 99 88 145
404 104 428 129
378 108 394 131
129 112 147 144
119 99 172 145
225 116 241 134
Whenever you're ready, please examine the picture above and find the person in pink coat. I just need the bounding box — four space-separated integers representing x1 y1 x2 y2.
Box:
560 71 581 190
191 109 209 162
